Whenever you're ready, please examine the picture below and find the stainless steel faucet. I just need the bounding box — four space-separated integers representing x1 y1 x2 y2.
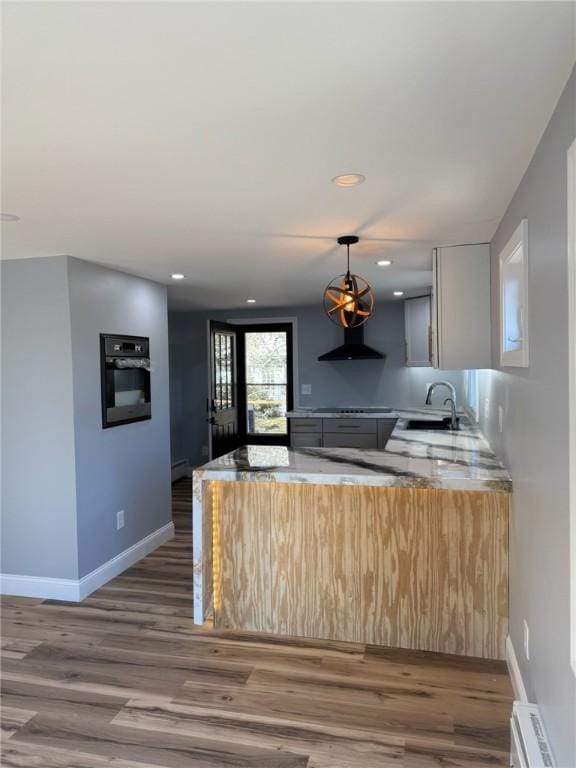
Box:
425 381 459 430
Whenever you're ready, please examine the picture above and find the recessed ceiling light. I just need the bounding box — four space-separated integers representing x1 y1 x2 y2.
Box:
0 213 20 222
332 173 366 188
246 298 256 304
171 273 185 280
393 291 404 297
376 259 393 267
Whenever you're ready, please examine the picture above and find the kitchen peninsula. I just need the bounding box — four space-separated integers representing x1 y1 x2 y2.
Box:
192 410 511 659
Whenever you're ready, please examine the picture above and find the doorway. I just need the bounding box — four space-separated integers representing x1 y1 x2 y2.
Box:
237 323 294 446
208 321 294 459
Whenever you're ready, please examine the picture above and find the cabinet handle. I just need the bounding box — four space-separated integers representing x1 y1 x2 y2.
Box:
428 326 433 363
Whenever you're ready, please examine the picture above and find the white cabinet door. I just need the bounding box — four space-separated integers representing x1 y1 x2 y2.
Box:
433 244 491 370
404 296 432 367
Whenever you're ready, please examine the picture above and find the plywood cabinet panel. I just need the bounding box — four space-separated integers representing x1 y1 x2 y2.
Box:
215 481 273 633
213 481 509 659
269 484 363 642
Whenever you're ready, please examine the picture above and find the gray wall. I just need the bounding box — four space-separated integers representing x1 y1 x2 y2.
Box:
169 301 465 467
1 257 79 578
478 68 575 765
1 256 172 583
67 258 172 578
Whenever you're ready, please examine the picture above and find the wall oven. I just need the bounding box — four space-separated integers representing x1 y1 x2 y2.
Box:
100 334 151 428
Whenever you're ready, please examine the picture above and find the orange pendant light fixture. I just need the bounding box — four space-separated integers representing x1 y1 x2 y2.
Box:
323 235 375 328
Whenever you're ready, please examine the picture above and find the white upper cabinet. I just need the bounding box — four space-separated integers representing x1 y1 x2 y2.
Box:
432 243 492 370
404 295 432 367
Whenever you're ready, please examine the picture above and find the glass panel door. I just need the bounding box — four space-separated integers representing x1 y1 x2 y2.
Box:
243 327 292 438
244 330 288 435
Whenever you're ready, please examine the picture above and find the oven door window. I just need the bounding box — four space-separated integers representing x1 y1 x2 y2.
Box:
108 368 150 407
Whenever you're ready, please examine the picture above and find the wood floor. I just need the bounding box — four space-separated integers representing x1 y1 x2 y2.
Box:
1 478 513 768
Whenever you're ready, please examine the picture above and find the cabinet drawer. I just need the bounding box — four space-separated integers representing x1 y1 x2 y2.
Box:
291 433 323 448
323 433 378 449
290 418 323 432
323 418 377 433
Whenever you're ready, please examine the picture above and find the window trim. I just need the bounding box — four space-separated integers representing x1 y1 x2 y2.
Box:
568 138 576 675
499 219 529 367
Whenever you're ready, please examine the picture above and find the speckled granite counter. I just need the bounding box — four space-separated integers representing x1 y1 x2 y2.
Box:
192 409 511 624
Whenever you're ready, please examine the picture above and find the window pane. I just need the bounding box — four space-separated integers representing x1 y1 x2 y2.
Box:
245 332 287 385
246 384 287 434
244 331 288 434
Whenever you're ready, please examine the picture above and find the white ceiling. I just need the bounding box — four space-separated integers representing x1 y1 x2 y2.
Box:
2 2 574 310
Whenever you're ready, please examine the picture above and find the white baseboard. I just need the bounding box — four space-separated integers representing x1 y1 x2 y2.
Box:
506 634 529 703
0 574 80 601
0 521 175 602
171 460 190 482
77 521 174 599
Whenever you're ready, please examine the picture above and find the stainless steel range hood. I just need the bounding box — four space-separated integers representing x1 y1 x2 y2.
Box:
318 326 385 362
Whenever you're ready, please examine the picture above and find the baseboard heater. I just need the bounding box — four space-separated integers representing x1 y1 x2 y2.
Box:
511 702 555 767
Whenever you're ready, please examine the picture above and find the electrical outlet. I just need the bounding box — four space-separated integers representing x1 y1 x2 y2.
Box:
484 398 490 420
116 510 125 530
301 383 312 396
523 619 530 661
498 405 504 433
201 445 209 457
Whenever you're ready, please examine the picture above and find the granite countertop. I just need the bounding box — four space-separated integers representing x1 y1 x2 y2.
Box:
194 408 512 493
286 408 395 418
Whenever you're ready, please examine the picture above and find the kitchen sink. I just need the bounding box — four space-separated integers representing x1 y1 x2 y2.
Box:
405 418 459 431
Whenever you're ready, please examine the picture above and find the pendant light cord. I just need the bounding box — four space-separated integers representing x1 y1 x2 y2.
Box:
347 243 350 275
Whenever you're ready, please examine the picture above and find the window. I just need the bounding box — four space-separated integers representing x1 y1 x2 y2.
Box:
499 219 529 367
465 369 479 421
232 322 294 444
245 330 289 435
213 331 234 410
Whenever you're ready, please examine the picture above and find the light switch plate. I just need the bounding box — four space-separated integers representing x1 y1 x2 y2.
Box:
301 384 312 396
117 510 125 530
498 405 504 433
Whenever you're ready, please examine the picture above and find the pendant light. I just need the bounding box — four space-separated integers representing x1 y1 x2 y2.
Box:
323 235 375 328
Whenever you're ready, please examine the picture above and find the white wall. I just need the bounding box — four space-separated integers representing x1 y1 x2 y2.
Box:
478 68 575 766
67 258 172 578
1 257 79 579
1 256 172 586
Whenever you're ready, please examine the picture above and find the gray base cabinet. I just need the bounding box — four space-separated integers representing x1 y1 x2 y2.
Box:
290 417 396 449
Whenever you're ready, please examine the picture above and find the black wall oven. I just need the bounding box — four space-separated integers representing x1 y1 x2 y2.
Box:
100 334 151 428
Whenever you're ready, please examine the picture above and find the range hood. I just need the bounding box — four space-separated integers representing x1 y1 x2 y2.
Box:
318 326 385 362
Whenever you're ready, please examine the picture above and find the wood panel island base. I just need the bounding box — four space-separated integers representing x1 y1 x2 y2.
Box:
193 414 512 661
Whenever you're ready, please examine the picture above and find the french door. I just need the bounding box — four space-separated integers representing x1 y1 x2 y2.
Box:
208 321 239 459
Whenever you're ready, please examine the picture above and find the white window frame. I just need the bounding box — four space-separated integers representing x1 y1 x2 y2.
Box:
499 219 529 367
568 138 576 675
464 369 480 421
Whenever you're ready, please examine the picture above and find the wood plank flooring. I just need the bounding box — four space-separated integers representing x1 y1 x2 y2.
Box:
1 478 513 767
